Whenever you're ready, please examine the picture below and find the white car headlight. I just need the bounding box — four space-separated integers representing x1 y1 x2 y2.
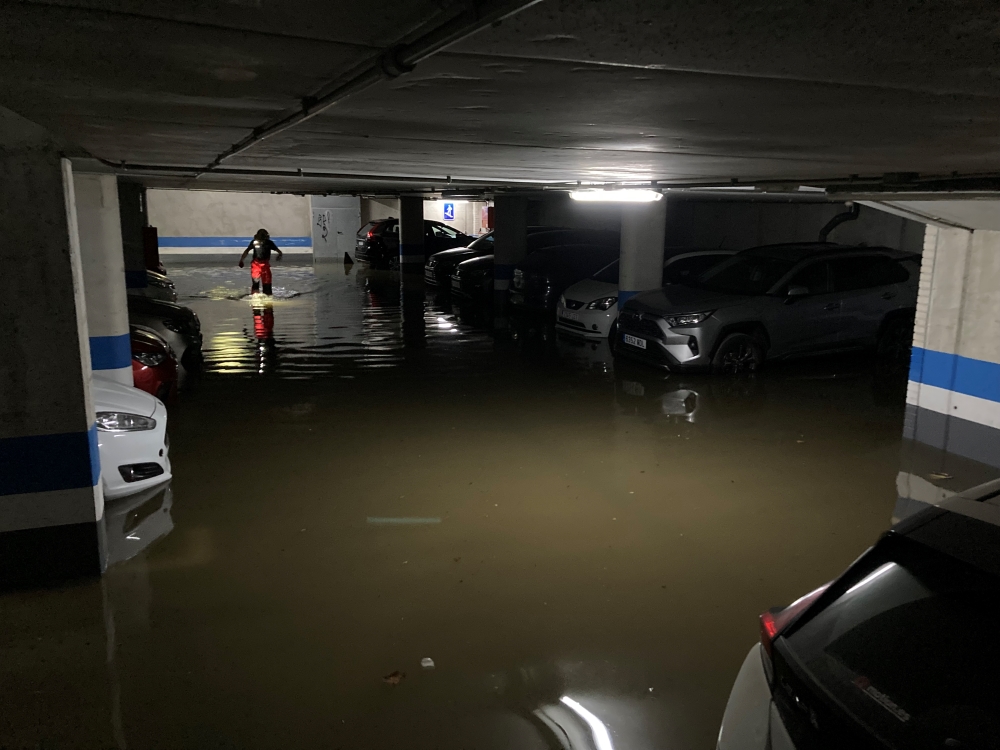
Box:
96 412 157 431
665 311 713 328
586 296 618 311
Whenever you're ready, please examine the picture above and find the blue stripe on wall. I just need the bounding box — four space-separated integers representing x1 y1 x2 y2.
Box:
0 425 100 496
158 236 312 247
910 347 1000 404
90 333 132 370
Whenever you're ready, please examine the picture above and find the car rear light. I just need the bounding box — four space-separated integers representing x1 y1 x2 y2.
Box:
760 582 831 659
367 230 374 238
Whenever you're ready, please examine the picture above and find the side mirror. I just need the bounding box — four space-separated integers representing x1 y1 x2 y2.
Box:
785 286 809 304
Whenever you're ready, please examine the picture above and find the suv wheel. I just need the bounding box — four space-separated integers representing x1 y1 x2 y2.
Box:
712 333 764 376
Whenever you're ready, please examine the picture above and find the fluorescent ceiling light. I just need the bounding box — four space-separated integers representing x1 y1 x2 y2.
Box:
570 189 663 203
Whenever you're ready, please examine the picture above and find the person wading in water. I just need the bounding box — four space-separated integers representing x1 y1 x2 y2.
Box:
238 228 283 295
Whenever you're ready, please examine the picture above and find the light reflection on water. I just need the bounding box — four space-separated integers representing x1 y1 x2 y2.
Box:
171 263 498 379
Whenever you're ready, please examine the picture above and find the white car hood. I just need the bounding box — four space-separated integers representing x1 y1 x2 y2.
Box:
562 278 617 304
92 375 158 417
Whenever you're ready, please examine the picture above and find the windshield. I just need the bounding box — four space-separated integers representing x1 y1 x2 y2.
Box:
780 538 1000 749
468 233 494 251
591 260 619 284
692 254 795 295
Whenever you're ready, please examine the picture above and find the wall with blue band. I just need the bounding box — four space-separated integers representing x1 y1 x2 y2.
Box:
909 347 1000 404
89 333 132 371
158 236 312 247
0 426 100 496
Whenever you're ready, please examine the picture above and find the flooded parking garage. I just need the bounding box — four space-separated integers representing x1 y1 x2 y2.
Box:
6 260 986 750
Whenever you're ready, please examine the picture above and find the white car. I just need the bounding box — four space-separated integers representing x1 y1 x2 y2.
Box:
92 376 171 499
556 250 736 340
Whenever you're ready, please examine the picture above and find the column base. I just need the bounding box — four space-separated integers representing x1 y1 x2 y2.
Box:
0 521 105 590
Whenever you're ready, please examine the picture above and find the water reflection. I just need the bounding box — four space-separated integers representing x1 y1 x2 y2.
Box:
104 482 174 566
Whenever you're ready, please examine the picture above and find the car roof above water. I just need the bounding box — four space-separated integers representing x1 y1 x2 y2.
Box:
740 242 912 262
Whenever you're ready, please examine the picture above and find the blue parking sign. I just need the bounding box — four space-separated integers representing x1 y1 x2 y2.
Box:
443 202 455 221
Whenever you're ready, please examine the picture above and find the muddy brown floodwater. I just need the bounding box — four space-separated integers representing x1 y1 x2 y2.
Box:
2 262 919 748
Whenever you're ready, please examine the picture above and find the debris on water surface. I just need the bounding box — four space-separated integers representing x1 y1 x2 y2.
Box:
383 671 405 686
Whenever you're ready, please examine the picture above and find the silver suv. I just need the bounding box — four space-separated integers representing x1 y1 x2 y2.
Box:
615 243 920 374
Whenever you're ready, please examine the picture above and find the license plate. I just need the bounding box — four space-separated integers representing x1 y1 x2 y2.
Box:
623 334 646 349
561 310 581 321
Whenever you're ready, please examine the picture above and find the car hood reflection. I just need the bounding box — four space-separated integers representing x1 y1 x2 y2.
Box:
104 482 174 566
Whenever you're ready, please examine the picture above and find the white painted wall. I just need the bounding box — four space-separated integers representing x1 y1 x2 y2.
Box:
148 189 312 257
423 200 489 236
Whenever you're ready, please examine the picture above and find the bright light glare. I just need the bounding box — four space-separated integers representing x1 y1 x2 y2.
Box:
846 562 896 596
560 696 615 750
570 189 663 203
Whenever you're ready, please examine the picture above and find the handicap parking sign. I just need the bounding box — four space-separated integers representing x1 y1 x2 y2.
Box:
443 202 455 221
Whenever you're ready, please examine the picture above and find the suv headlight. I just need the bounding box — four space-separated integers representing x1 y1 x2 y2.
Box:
586 296 617 311
665 311 713 328
133 352 165 367
96 412 157 431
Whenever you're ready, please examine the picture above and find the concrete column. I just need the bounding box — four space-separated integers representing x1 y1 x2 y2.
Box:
398 196 425 269
493 195 527 333
117 179 148 289
618 198 668 309
397 196 426 344
905 221 1000 469
0 108 104 586
493 195 528 294
75 173 133 385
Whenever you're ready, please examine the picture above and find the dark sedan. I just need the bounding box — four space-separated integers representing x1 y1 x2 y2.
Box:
355 218 472 269
425 231 494 287
510 243 622 311
126 295 203 372
450 254 494 302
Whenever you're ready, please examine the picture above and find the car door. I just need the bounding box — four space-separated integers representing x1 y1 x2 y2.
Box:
765 260 846 355
831 254 912 346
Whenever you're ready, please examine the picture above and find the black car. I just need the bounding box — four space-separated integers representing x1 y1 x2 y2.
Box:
510 243 622 311
424 226 569 289
426 231 495 287
126 295 203 371
355 218 473 269
718 476 1000 750
450 254 495 302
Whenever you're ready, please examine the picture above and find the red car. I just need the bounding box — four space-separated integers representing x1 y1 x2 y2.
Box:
130 325 177 402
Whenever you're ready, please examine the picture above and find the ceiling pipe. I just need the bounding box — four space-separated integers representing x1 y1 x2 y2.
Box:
193 0 543 178
818 201 860 241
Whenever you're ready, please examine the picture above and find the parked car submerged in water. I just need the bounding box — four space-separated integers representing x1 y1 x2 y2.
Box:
92 376 171 499
127 295 203 372
556 249 736 341
355 218 473 269
718 477 1000 750
130 325 177 402
615 243 920 374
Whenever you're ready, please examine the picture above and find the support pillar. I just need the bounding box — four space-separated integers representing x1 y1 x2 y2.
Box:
493 195 528 332
398 196 425 345
0 108 104 586
617 198 667 309
75 172 133 385
117 178 148 290
398 196 425 269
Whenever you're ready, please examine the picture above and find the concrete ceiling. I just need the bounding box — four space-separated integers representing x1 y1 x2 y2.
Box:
5 0 1000 194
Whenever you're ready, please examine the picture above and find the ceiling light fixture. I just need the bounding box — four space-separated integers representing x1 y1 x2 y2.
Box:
569 189 663 203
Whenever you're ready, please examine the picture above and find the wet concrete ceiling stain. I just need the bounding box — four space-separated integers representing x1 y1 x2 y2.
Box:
6 0 1000 191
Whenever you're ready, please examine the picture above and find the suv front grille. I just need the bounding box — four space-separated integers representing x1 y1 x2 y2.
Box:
619 311 664 340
